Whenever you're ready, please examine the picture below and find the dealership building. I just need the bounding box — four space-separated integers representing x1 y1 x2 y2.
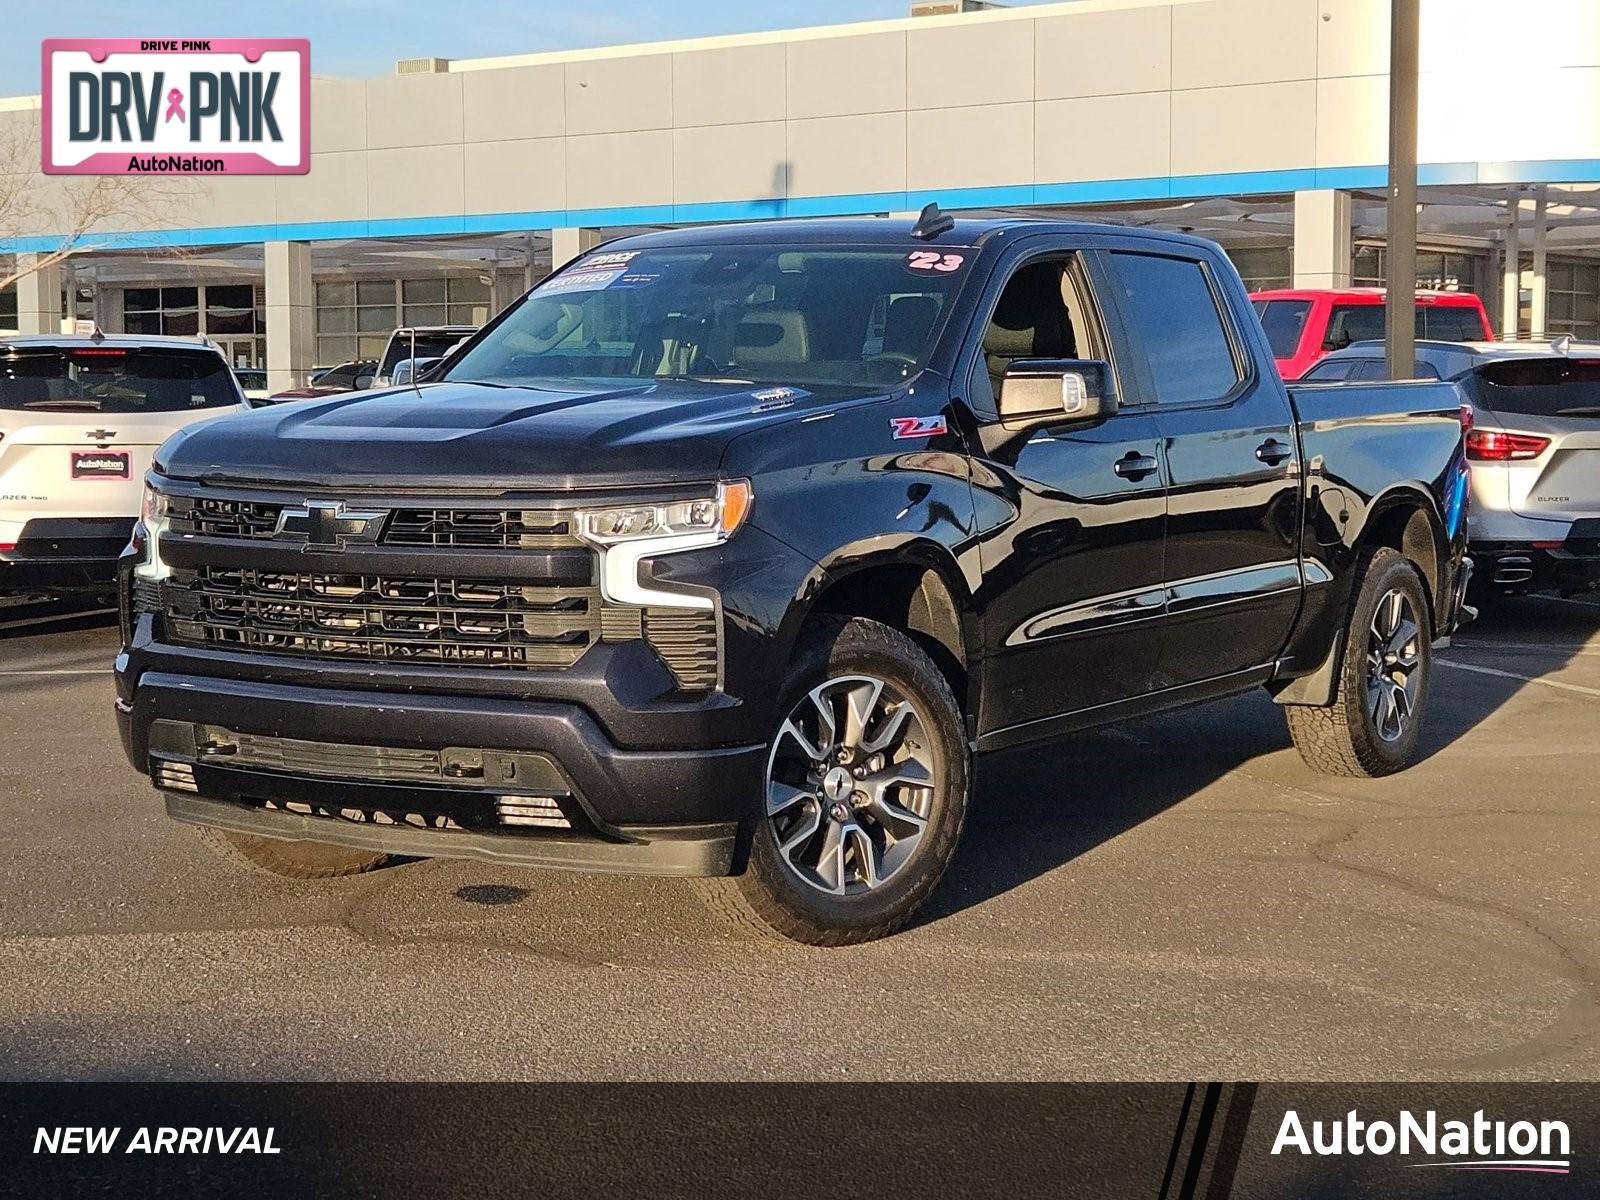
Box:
3 0 1600 389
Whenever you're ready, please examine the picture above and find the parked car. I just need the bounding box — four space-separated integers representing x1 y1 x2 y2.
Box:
1303 337 1600 597
1251 287 1494 380
1 335 248 596
233 367 270 404
372 325 476 388
267 358 377 403
117 213 1470 944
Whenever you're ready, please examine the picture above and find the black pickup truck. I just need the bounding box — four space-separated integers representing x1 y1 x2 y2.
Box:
116 210 1472 944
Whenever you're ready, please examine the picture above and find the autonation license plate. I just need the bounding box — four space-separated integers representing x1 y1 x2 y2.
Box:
72 450 129 480
42 38 310 175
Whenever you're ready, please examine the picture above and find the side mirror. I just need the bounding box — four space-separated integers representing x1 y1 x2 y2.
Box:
998 359 1117 429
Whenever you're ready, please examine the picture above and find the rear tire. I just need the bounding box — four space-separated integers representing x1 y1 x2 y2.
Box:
703 616 969 946
1286 546 1432 778
193 826 392 880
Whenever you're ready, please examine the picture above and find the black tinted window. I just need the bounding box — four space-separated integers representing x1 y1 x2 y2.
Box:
1301 358 1358 382
1254 299 1311 358
1325 304 1386 349
1111 253 1240 404
1472 358 1600 417
1421 305 1486 342
0 347 240 412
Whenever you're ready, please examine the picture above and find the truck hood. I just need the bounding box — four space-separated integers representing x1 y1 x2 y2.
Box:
156 378 859 491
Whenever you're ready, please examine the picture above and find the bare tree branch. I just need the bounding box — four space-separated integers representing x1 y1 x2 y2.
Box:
0 109 195 296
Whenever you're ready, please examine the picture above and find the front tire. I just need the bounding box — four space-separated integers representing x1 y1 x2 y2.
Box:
193 826 393 879
1286 547 1432 777
704 616 969 946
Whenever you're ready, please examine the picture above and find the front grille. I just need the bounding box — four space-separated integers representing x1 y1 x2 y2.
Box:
157 492 720 687
169 496 283 540
165 566 600 669
165 495 583 549
644 608 720 690
384 508 579 549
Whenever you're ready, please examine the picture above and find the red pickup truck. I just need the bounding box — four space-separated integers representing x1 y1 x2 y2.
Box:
1251 287 1494 380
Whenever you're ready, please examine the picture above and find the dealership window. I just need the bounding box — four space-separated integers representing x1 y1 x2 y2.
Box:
0 283 16 333
124 286 199 336
316 280 397 366
1225 246 1291 292
1353 245 1486 296
1545 259 1600 340
401 277 490 328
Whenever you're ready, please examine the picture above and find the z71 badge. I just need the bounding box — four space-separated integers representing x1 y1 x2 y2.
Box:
890 415 948 439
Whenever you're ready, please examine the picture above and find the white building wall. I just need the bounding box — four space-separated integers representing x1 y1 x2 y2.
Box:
0 0 1598 245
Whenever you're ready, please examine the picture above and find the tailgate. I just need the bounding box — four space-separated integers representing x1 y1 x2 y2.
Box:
1469 357 1600 522
0 420 168 521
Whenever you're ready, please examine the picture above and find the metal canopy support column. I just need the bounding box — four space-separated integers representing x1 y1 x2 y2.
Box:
1501 199 1523 340
1385 0 1420 380
1530 186 1550 340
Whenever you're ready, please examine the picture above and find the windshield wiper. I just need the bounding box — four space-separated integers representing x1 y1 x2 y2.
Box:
22 399 103 411
1556 405 1600 417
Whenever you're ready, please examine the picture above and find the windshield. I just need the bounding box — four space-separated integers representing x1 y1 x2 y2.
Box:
0 347 241 412
1472 358 1600 417
442 244 970 390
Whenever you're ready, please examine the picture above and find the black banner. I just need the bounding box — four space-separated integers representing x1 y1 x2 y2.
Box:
1 1083 1594 1198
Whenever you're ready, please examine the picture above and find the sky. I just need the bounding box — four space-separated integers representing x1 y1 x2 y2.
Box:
1 0 1060 97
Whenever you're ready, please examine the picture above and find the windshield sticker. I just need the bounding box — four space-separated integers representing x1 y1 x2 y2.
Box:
584 250 639 269
890 415 949 439
609 270 664 290
537 267 625 296
906 251 966 274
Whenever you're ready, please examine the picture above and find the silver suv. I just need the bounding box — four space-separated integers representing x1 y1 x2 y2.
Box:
1304 338 1600 596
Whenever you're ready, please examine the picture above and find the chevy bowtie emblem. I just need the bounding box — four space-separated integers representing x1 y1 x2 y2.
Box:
274 501 386 550
85 429 117 441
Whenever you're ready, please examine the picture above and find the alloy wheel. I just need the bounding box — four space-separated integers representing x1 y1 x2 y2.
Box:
765 675 937 895
1365 588 1422 742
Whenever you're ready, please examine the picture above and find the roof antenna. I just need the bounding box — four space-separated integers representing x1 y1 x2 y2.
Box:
911 201 955 240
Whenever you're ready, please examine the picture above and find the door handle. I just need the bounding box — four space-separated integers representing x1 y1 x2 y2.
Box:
1113 451 1159 481
1255 438 1293 465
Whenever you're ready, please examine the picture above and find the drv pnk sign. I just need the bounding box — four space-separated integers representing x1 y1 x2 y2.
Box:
42 39 309 175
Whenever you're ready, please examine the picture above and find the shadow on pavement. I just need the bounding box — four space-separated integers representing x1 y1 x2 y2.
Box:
921 594 1600 926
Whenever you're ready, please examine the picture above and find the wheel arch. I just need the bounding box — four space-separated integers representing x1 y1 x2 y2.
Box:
783 542 979 735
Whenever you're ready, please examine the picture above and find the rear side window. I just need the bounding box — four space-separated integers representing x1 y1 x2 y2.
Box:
1421 305 1488 342
0 347 241 413
1301 358 1359 382
1253 299 1312 358
1472 358 1600 417
1110 253 1241 405
1324 304 1386 349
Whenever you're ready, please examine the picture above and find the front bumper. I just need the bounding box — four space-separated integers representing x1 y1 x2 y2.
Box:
116 671 765 876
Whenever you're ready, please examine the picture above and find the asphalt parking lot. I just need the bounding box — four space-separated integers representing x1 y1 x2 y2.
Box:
1 595 1598 1082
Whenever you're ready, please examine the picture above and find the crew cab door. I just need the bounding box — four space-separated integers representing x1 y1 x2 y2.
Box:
1099 245 1303 688
964 243 1168 739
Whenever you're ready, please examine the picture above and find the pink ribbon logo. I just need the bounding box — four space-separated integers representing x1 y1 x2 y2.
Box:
164 88 185 123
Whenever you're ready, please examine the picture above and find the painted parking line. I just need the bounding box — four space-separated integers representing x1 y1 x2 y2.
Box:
1437 658 1600 698
1452 642 1600 655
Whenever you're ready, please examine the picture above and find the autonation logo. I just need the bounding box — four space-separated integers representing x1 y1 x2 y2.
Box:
1272 1109 1571 1175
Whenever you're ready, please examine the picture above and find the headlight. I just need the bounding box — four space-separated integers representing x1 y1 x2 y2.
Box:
577 480 752 545
576 480 752 610
133 483 171 581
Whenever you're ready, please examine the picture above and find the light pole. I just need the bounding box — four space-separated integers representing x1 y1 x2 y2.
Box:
1385 0 1420 379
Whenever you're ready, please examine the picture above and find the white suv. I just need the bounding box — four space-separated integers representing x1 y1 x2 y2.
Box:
0 335 248 596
